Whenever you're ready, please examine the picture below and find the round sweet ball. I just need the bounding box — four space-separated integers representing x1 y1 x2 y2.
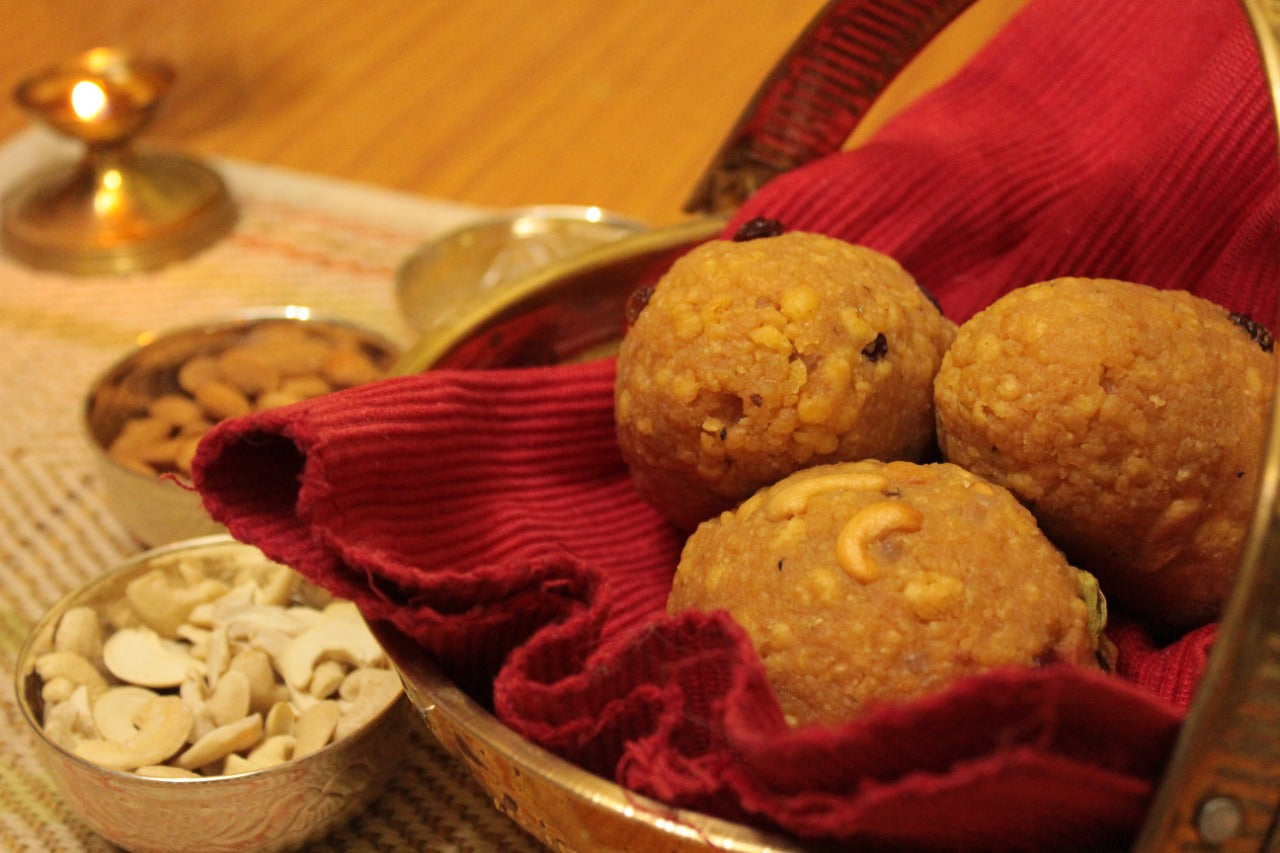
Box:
668 459 1106 728
933 277 1276 631
614 228 955 531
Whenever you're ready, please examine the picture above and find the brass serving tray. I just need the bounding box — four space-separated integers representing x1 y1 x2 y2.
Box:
372 622 805 852
386 1 1280 850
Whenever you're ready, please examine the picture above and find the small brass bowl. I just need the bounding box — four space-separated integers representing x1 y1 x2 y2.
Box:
84 308 402 547
393 216 723 374
395 205 647 337
15 535 411 853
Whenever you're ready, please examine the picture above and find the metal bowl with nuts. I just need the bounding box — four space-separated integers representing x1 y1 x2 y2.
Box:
84 308 402 546
15 535 410 853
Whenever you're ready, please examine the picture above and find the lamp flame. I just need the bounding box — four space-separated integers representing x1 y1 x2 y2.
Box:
70 80 107 121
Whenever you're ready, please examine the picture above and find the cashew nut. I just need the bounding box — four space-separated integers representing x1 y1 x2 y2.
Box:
287 606 328 631
765 471 891 521
42 685 99 749
174 555 214 588
236 625 289 666
53 606 102 661
321 599 363 622
174 713 263 770
208 669 251 727
73 695 193 771
309 660 346 699
126 568 228 637
41 677 76 705
102 627 204 688
253 563 300 607
176 624 211 660
93 686 163 743
229 648 285 714
278 617 384 690
222 754 258 776
335 667 401 740
223 604 317 640
31 542 402 779
136 764 202 779
293 700 339 757
35 652 108 698
246 734 296 768
264 700 296 738
179 674 217 744
204 625 230 691
187 582 255 628
836 500 925 583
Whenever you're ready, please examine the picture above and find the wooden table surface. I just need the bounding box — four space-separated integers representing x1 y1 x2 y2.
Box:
0 1 836 226
0 1 1030 226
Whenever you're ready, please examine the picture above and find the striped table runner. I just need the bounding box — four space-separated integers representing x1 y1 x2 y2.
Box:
0 127 543 852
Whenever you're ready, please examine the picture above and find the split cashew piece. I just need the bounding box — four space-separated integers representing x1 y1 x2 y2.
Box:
93 686 162 743
32 543 403 778
35 652 108 698
53 607 102 660
103 628 205 688
278 608 386 690
126 569 229 638
73 695 193 771
175 713 263 770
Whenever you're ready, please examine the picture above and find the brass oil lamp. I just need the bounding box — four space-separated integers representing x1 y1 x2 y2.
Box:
0 47 236 274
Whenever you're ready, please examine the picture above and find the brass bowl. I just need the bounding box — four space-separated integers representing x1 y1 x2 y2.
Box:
15 535 411 853
84 308 402 546
393 216 723 374
395 204 647 337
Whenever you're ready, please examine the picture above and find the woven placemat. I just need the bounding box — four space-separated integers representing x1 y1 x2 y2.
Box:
0 127 544 851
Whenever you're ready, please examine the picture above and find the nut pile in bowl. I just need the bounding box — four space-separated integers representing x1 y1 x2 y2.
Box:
84 310 401 546
15 535 408 853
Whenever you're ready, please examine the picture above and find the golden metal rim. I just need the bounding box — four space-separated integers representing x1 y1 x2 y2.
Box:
391 215 725 375
393 204 649 336
372 620 808 852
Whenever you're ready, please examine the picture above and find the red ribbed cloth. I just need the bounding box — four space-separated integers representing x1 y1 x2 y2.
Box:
193 0 1279 849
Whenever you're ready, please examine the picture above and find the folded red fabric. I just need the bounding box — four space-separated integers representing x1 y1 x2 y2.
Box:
193 0 1279 849
194 357 1199 850
726 0 1280 328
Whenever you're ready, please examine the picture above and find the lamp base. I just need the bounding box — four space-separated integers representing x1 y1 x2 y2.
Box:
1 148 236 275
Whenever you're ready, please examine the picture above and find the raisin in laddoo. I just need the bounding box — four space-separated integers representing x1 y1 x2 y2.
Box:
933 277 1276 630
668 459 1106 727
615 228 955 531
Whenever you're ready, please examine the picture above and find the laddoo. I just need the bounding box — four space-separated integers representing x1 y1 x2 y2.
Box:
668 459 1106 728
933 277 1276 630
615 227 955 531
